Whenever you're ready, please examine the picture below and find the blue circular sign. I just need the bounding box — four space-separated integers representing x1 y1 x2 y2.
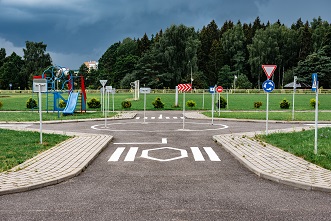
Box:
262 80 275 93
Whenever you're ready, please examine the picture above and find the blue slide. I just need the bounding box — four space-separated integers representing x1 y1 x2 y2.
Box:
62 92 79 115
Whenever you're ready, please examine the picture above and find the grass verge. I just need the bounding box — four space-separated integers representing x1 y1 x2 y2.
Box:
257 127 331 170
0 129 70 172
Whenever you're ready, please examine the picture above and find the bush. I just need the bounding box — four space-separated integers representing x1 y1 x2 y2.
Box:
152 97 164 109
59 100 67 108
254 101 262 109
121 100 132 109
186 100 196 109
280 98 290 109
216 96 227 108
26 98 37 109
0 101 3 109
310 98 320 108
87 98 101 109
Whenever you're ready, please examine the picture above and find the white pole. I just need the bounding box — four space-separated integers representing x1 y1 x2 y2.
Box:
175 86 178 107
202 89 205 109
38 84 43 144
266 92 269 135
105 89 108 128
112 90 115 112
143 92 146 123
211 92 215 125
182 92 185 129
218 93 221 116
314 81 319 154
226 89 229 110
292 76 297 120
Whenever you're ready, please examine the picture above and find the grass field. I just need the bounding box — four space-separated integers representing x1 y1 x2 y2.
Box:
0 91 330 111
0 128 70 172
258 127 331 170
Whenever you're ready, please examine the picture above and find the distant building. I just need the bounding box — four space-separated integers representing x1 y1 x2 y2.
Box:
84 61 98 71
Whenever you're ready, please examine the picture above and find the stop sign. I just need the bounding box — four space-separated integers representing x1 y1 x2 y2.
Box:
216 86 223 93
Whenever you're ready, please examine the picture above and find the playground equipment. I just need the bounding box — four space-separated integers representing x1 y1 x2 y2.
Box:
33 65 87 115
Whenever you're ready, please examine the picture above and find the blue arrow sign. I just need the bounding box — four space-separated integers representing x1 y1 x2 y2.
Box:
262 80 275 93
312 73 318 92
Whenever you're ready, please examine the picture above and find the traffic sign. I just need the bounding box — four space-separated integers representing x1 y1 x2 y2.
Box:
209 86 215 93
99 80 107 86
178 84 192 92
312 73 318 92
216 86 223 93
140 87 151 93
262 65 277 79
262 80 275 93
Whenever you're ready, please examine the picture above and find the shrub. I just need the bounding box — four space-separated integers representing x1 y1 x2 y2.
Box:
59 100 67 108
26 98 37 109
186 100 196 109
280 98 290 109
152 97 164 109
254 101 262 109
121 100 132 109
87 98 101 109
216 96 227 108
310 98 320 108
0 101 3 109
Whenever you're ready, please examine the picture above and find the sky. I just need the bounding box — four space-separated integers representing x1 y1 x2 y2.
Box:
1 0 330 70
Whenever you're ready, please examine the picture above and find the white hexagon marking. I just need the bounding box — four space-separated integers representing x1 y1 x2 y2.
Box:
141 147 188 162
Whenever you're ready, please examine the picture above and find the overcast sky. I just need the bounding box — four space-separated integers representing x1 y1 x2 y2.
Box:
1 0 330 69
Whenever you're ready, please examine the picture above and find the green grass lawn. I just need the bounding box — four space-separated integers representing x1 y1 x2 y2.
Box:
257 127 331 170
1 92 330 111
0 128 70 172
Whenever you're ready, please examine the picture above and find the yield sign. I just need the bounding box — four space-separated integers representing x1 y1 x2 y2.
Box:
178 84 192 92
262 65 277 79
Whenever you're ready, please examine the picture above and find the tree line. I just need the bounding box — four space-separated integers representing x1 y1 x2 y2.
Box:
1 16 331 90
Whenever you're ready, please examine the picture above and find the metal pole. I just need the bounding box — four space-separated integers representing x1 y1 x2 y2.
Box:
314 81 319 154
218 93 221 116
182 92 185 129
292 76 297 120
202 89 205 109
211 92 215 125
38 84 43 144
112 90 115 112
266 92 269 135
144 92 146 123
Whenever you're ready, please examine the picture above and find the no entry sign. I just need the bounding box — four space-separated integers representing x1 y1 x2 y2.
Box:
216 86 223 93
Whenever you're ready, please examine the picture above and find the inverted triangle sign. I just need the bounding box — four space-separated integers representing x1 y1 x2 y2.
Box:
262 65 277 79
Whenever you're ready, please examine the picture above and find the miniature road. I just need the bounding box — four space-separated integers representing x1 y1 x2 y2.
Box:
1 111 331 220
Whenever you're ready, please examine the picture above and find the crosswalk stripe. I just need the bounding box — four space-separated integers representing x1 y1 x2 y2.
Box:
166 117 170 119
151 117 155 119
173 117 178 119
190 147 205 161
203 147 221 161
108 147 125 161
124 147 138 161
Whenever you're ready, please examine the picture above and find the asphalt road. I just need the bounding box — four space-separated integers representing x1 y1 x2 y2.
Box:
1 111 331 220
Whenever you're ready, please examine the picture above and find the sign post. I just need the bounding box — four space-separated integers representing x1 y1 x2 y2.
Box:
262 65 277 135
216 86 223 116
209 86 216 125
99 80 107 116
178 84 192 129
312 73 318 154
140 87 151 123
33 79 47 144
292 76 297 120
105 85 112 128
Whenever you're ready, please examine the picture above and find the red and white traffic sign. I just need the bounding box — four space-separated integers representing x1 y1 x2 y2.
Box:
178 83 192 92
216 86 223 93
262 65 277 79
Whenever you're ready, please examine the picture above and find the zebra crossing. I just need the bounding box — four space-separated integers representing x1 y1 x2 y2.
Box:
108 146 221 162
135 114 184 120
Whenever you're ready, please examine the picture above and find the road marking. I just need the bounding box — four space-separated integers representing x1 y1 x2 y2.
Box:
166 117 170 119
190 147 205 161
173 117 178 119
159 114 163 119
124 147 138 161
204 147 221 161
114 138 167 145
108 146 221 162
108 147 125 161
